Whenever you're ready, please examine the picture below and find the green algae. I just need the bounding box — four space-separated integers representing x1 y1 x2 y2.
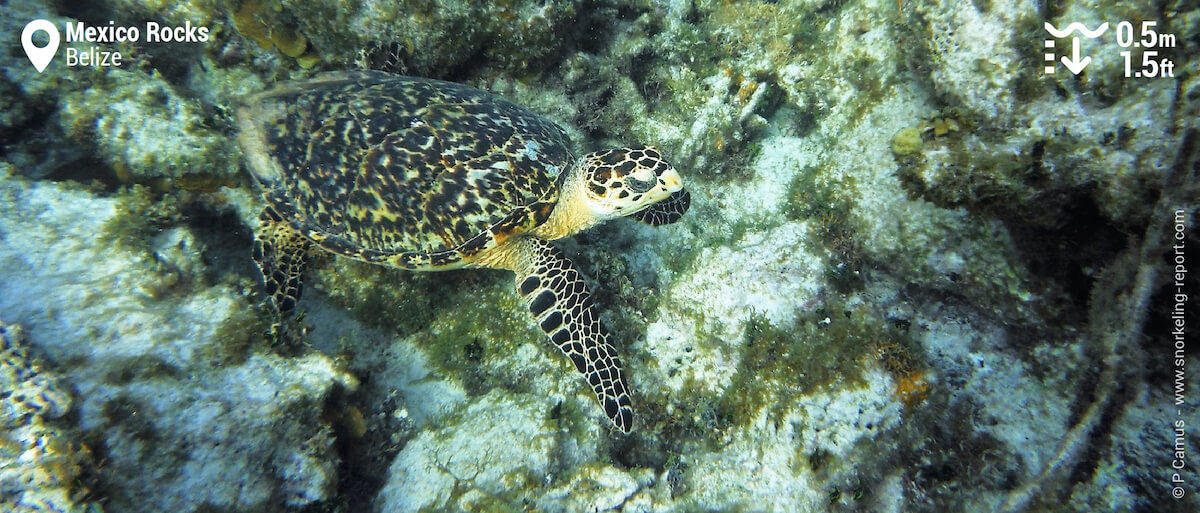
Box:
311 258 446 338
546 391 594 440
660 240 704 278
785 164 853 230
312 257 548 393
891 127 924 157
420 279 540 396
842 50 891 122
718 303 910 429
784 163 864 292
99 185 182 251
102 355 186 385
99 394 163 454
1008 14 1056 105
567 241 662 346
207 297 272 365
893 132 1042 219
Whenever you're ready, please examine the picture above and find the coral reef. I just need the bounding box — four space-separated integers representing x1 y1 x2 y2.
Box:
1 323 71 427
237 0 587 76
0 0 85 180
376 389 601 512
0 321 99 513
231 0 321 68
0 166 358 513
57 67 240 183
0 0 1195 511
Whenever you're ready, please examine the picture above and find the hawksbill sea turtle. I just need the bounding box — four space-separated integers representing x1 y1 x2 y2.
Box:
235 70 691 432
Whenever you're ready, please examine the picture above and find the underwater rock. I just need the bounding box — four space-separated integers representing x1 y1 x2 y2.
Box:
906 0 1194 230
0 0 85 179
0 321 99 513
375 389 600 512
57 67 238 183
259 0 584 75
685 369 902 509
537 462 657 511
1067 383 1200 510
94 0 220 27
918 0 1037 124
0 323 71 427
0 0 70 123
0 168 357 513
0 0 1193 511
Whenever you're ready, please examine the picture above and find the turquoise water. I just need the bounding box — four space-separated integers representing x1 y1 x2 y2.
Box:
1 1 1197 512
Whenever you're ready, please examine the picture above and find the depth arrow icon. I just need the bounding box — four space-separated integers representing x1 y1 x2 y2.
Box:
1060 37 1091 75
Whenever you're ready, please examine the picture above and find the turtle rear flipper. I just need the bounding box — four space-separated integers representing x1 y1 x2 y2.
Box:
252 209 312 318
630 188 690 226
512 238 634 433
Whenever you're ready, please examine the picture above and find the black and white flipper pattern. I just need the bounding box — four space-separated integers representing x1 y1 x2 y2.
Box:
631 188 691 226
512 238 634 432
252 209 311 317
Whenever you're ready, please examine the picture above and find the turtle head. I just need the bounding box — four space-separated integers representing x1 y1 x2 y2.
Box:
579 146 683 218
535 145 684 240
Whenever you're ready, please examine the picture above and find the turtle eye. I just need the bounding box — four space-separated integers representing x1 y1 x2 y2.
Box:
625 172 655 193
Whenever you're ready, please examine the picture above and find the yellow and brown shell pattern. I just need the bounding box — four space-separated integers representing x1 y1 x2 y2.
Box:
241 70 574 269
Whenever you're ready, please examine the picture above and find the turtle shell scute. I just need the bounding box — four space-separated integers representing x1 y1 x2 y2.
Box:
239 71 576 267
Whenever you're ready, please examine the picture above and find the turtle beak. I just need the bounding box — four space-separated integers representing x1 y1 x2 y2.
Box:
659 168 682 193
641 167 682 205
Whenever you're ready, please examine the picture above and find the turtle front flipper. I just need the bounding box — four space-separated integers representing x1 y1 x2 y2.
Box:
252 209 312 318
630 188 691 226
511 238 634 433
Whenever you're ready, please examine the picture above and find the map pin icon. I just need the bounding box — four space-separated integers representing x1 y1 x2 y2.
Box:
22 19 60 73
